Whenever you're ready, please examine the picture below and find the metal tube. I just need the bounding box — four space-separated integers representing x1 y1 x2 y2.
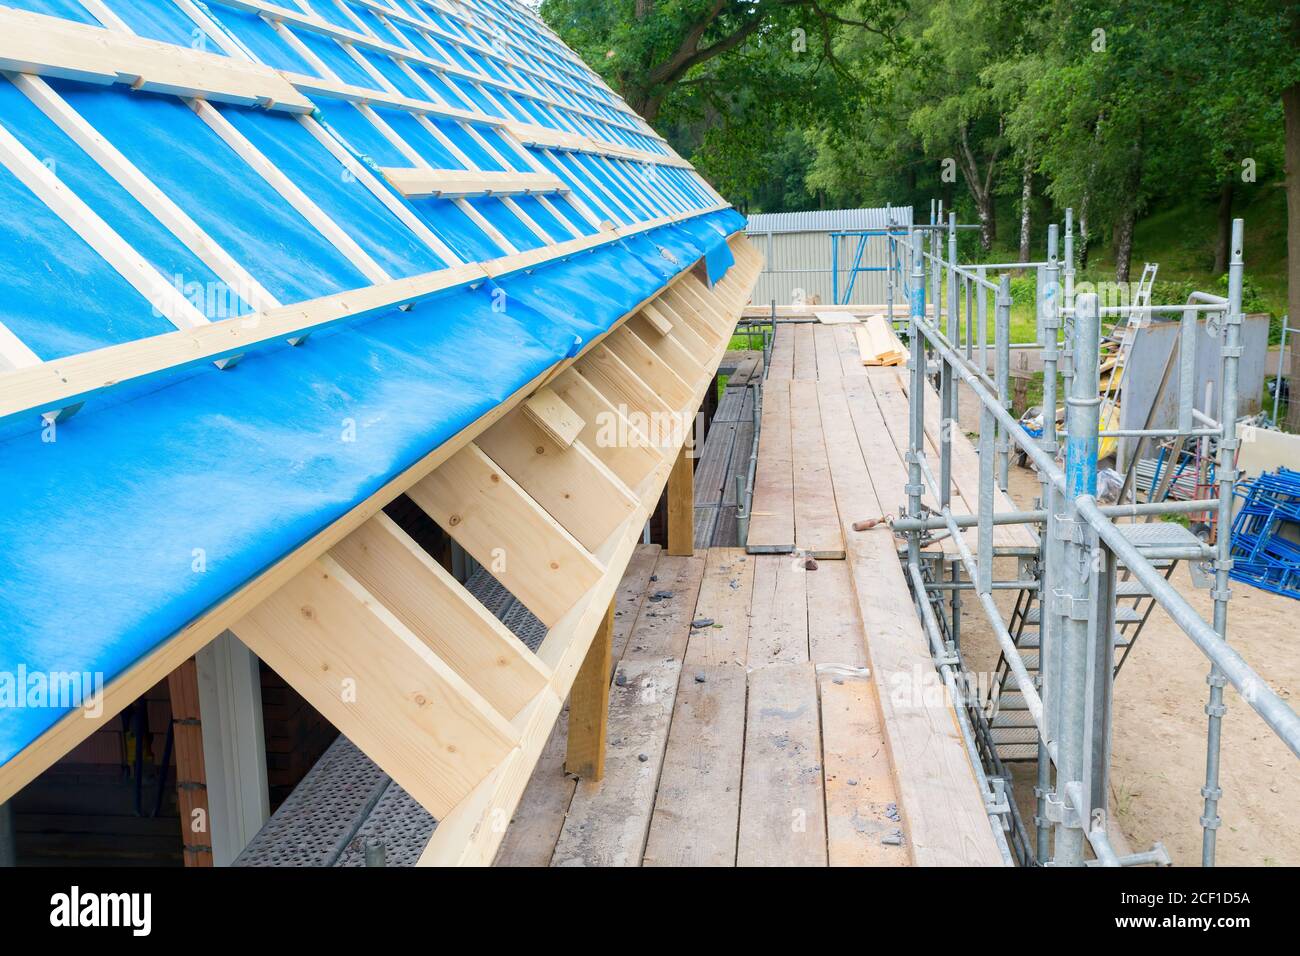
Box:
978 266 989 374
996 276 1011 490
941 214 957 511
1178 311 1197 434
907 230 927 575
1201 219 1244 866
913 454 1048 735
1051 291 1102 867
1087 826 1122 867
978 402 995 595
1273 321 1289 426
891 496 1223 532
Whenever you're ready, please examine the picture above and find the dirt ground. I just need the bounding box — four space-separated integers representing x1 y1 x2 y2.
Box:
953 384 1299 867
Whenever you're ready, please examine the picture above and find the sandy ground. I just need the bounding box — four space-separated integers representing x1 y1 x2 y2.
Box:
953 384 1299 866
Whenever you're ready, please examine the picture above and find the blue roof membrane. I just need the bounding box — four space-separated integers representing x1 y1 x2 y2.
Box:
465 196 545 251
218 104 446 278
375 108 466 168
98 0 228 52
0 165 173 359
211 8 317 74
54 81 371 303
0 209 744 767
2 0 100 25
290 27 381 90
0 77 248 322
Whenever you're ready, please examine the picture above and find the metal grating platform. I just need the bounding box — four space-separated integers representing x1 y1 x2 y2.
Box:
235 566 544 866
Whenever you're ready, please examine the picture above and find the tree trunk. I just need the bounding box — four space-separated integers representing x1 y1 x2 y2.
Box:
1114 204 1137 284
1018 156 1033 265
1284 82 1300 433
1213 179 1234 275
976 193 995 252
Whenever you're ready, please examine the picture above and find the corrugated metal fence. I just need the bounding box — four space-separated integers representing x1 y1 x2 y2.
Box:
746 207 914 307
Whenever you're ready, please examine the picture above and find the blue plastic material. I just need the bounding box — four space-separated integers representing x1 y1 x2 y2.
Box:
2 0 100 25
0 210 742 766
56 81 371 302
218 104 445 278
704 237 736 286
98 0 226 52
0 78 247 321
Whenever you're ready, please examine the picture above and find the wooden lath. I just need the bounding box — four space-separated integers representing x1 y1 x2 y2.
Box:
0 10 314 113
0 204 730 427
380 168 567 199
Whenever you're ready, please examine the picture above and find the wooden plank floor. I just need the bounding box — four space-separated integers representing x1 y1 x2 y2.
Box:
497 324 1007 868
746 322 1034 554
496 544 909 867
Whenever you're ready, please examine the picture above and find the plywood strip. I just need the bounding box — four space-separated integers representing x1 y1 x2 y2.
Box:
380 168 566 198
475 408 639 554
521 386 584 449
549 369 660 491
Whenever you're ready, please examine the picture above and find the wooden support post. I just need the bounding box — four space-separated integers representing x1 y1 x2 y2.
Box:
564 600 615 780
667 441 695 556
166 657 214 867
194 631 269 866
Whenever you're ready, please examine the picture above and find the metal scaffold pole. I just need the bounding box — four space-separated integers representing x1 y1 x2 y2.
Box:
1200 218 1244 866
1049 291 1102 866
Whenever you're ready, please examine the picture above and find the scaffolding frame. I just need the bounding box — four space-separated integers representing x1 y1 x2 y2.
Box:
889 209 1300 867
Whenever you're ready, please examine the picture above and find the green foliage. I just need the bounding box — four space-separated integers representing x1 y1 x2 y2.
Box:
541 0 1300 305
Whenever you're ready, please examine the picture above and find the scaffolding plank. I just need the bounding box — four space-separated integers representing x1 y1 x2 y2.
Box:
736 662 827 866
807 560 868 667
620 551 705 662
684 547 753 669
844 530 1005 866
792 323 817 380
820 673 908 867
550 657 681 866
789 379 845 559
493 715 574 867
748 554 809 665
612 544 663 662
746 379 795 552
642 663 746 867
